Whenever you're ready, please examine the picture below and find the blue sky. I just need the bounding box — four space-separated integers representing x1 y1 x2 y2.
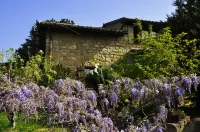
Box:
0 0 175 51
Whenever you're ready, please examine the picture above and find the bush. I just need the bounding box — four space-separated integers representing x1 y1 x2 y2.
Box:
85 65 119 92
0 50 71 86
168 109 186 122
112 21 200 80
52 64 71 80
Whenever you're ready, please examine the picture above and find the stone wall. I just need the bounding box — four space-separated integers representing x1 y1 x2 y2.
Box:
45 32 140 69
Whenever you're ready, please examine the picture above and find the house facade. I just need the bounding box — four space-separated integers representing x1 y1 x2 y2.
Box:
37 17 167 69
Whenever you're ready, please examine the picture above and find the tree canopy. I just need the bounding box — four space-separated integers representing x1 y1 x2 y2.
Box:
167 0 200 47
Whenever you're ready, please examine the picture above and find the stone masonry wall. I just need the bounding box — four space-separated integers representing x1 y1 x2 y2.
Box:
45 32 139 69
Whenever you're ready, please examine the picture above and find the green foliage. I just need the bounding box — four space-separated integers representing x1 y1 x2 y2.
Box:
167 0 200 47
15 51 71 86
5 48 15 64
0 51 4 63
0 51 5 76
102 67 120 84
172 109 186 119
0 49 71 86
133 18 142 43
0 112 47 132
20 51 44 83
52 64 71 80
85 65 104 90
0 48 16 79
168 109 186 122
112 20 200 80
85 65 120 90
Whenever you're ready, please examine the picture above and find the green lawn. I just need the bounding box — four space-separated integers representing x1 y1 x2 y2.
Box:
0 112 48 132
0 112 73 132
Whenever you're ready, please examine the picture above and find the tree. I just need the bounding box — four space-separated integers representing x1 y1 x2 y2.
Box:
167 0 200 47
16 24 39 62
16 18 75 63
60 18 75 24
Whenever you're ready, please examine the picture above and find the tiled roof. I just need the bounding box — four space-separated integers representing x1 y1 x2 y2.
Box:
37 21 125 35
103 17 168 32
103 17 167 27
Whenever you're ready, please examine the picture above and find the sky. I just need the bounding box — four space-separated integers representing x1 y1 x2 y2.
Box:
0 0 175 51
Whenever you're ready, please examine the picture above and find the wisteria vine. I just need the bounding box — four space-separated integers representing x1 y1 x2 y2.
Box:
0 74 199 131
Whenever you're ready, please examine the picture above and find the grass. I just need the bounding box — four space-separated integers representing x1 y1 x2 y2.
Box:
0 112 48 132
0 112 73 132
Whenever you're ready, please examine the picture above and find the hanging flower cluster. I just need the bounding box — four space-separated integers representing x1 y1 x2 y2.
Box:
0 74 199 131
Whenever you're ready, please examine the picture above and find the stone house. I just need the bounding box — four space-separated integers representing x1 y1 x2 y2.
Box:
37 17 167 69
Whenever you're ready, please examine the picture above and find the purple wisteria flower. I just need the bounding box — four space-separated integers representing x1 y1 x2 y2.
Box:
112 84 119 92
145 120 151 131
109 91 118 106
1 74 199 131
18 87 26 106
155 126 163 132
130 87 138 101
162 83 172 95
108 118 113 131
23 87 32 98
141 124 147 132
175 87 185 97
74 111 80 124
81 115 86 124
157 105 168 122
114 79 120 85
0 75 8 83
80 100 87 110
100 90 106 99
192 74 199 91
57 103 65 123
76 81 82 92
47 95 56 110
88 113 95 120
183 77 192 93
67 86 73 97
139 89 145 102
134 82 143 90
88 91 97 106
73 126 79 132
88 105 94 113
166 96 172 108
68 97 73 106
104 98 110 110
29 101 37 114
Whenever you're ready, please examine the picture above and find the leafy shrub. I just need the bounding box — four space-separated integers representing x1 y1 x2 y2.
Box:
172 109 186 119
168 109 186 122
112 21 200 80
85 65 119 92
52 64 71 80
0 49 71 86
85 65 105 91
